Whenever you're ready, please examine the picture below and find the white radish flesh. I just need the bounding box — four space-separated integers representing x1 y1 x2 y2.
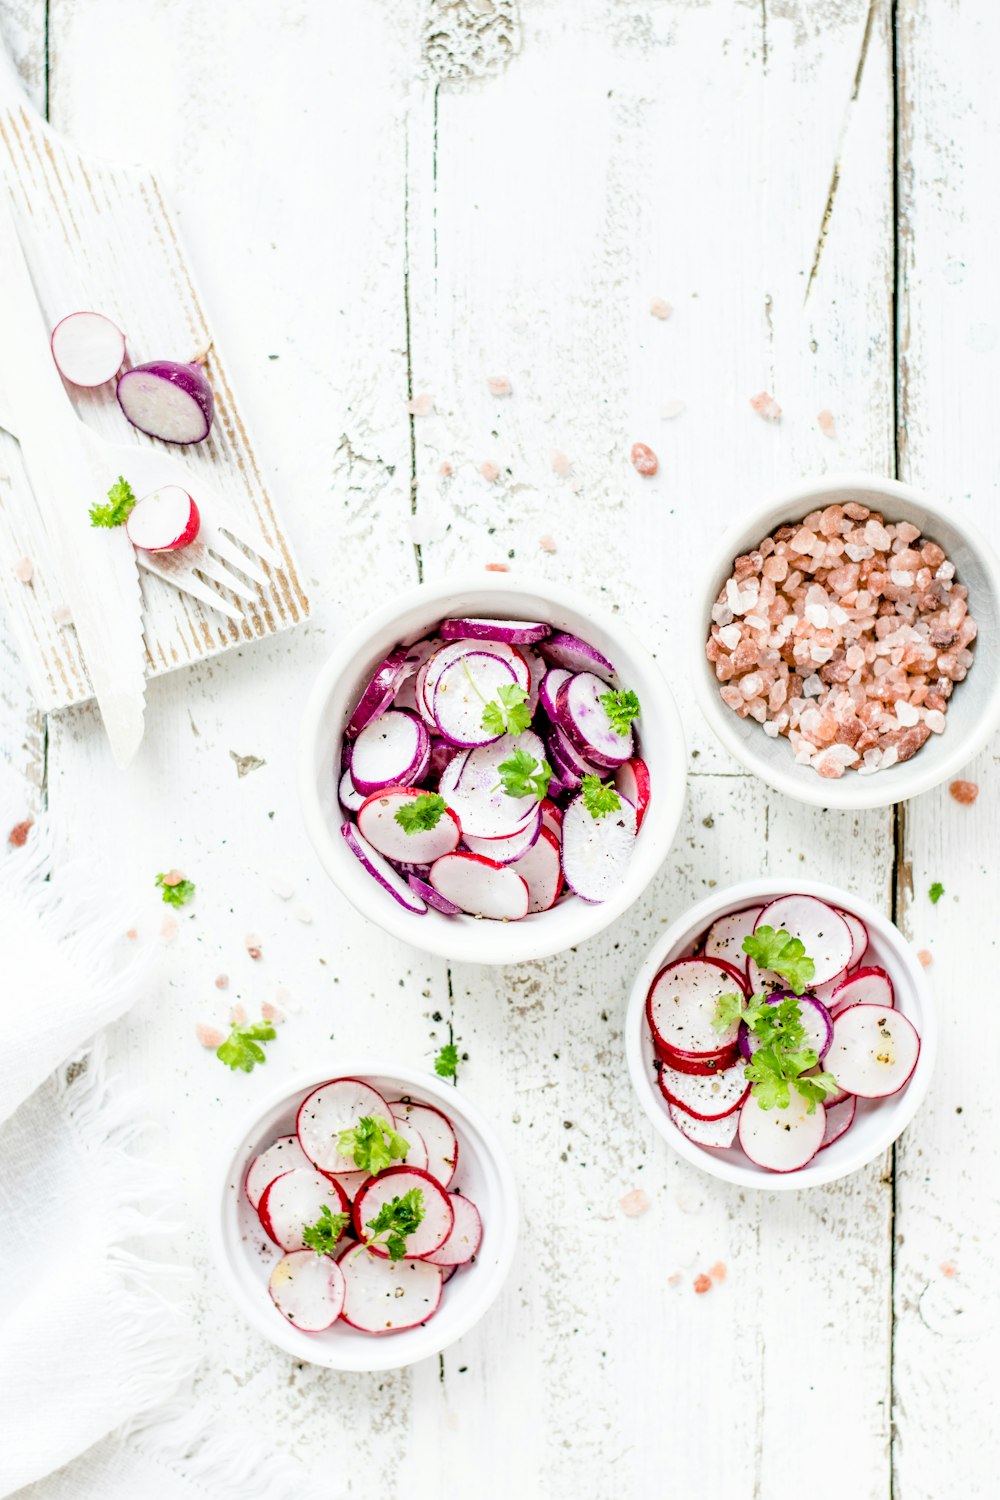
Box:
351 711 429 795
297 1076 394 1174
438 731 546 839
387 1120 428 1172
538 667 572 720
560 791 637 904
428 851 530 920
245 1134 312 1210
738 1092 827 1172
389 1100 459 1187
838 908 870 968
819 1095 857 1149
646 957 748 1055
116 359 214 444
269 1249 346 1331
50 310 125 386
510 825 564 912
338 767 366 812
424 639 529 711
463 809 541 865
555 672 633 768
656 1058 749 1120
613 756 651 829
539 798 563 841
824 1004 920 1098
258 1169 349 1252
125 485 200 551
828 965 894 1018
440 617 550 645
352 1166 454 1258
357 788 461 864
753 895 854 987
340 822 428 914
702 906 763 970
423 1193 482 1266
432 651 519 746
667 1101 739 1150
339 1243 443 1333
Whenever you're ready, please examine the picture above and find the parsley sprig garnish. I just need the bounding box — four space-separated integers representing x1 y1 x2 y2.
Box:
337 1115 410 1176
155 872 196 907
216 1019 276 1073
742 926 815 995
435 1043 459 1080
302 1203 350 1255
495 748 552 801
394 792 446 834
581 773 622 820
482 682 532 737
89 475 136 529
599 688 640 736
711 988 839 1113
364 1186 425 1261
929 881 945 904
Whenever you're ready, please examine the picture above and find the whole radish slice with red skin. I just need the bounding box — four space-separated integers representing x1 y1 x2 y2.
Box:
431 650 521 746
837 908 869 968
258 1169 350 1252
125 485 200 551
439 617 551 645
561 791 637 904
116 359 214 444
538 667 572 721
406 872 462 915
245 1134 312 1210
428 851 530 920
555 673 633 769
269 1250 346 1332
350 711 430 796
339 1242 443 1334
654 1037 741 1076
738 1092 827 1173
752 895 854 988
819 1094 857 1150
340 822 428 914
538 631 615 679
613 757 651 830
463 808 541 864
352 1165 454 1259
667 1100 739 1150
824 1004 920 1098
737 991 834 1063
296 1076 394 1175
338 767 366 813
389 1100 459 1187
702 906 763 971
357 787 462 864
422 1193 483 1267
646 956 749 1056
346 647 413 738
828 965 894 1018
438 731 546 839
539 798 563 841
509 824 564 912
50 310 125 386
656 1057 749 1121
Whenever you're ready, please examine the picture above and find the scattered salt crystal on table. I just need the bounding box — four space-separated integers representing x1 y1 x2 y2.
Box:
485 562 509 572
245 934 263 959
550 450 572 476
261 999 284 1024
51 604 73 626
160 869 185 887
160 917 178 943
14 556 32 583
917 949 933 968
125 928 138 941
294 905 313 924
486 375 512 397
196 1022 225 1048
215 974 229 990
538 534 557 553
750 391 782 422
479 460 500 482
630 442 658 476
619 1188 650 1218
649 297 672 320
407 392 434 416
269 873 295 900
709 1262 727 1282
8 819 32 847
817 409 836 436
660 399 686 419
693 1274 713 1295
230 1003 248 1026
949 779 979 805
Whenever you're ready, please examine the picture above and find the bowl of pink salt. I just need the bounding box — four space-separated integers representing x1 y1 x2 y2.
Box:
695 473 1000 809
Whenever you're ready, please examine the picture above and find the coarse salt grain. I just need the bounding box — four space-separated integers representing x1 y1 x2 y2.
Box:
949 779 979 805
630 442 658 477
486 375 512 397
538 534 557 553
817 409 836 436
245 934 262 959
649 297 672 319
407 392 433 416
750 391 782 422
620 1188 650 1218
196 1023 225 1048
230 1003 248 1027
550 449 572 476
14 556 32 583
479 461 500 482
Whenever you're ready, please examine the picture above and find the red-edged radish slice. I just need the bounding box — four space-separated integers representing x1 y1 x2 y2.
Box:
737 992 833 1063
125 485 200 551
539 797 563 841
753 895 853 987
738 1093 826 1172
50 310 125 386
352 1165 454 1258
357 787 462 864
297 1076 394 1174
340 822 428 914
424 639 530 709
346 648 413 738
702 905 763 970
463 809 541 864
269 1249 346 1332
837 908 869 968
351 711 430 796
646 957 749 1056
538 667 572 720
245 1134 312 1210
338 766 366 813
428 851 530 920
538 631 614 679
438 730 546 838
440 617 550 645
432 650 520 746
258 1169 350 1252
656 1057 749 1120
654 1037 741 1076
117 360 214 444
339 1242 443 1333
613 757 651 829
387 1120 428 1172
824 1004 920 1098
561 790 637 903
510 825 564 912
819 1094 857 1149
422 1193 482 1266
389 1100 459 1187
828 964 894 1018
522 646 544 714
554 673 633 768
406 872 462 915
667 1100 739 1149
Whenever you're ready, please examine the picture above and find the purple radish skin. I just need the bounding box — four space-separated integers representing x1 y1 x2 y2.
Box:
116 359 214 444
340 822 428 914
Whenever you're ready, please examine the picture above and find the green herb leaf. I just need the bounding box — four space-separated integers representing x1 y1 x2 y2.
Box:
736 989 841 1112
793 1071 841 1113
742 1047 791 1110
155 872 196 908
364 1186 425 1261
89 475 137 529
742 925 816 995
336 1115 410 1176
580 773 622 820
435 1043 459 1079
481 682 532 737
599 688 641 736
215 1020 276 1073
928 881 945 905
394 792 447 835
711 991 745 1034
301 1203 350 1255
495 748 552 801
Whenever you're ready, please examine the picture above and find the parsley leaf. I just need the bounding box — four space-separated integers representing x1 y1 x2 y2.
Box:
155 872 196 907
495 748 552 801
482 683 532 737
435 1043 459 1080
724 988 842 1113
336 1115 410 1176
793 1070 841 1111
216 1020 276 1073
580 773 622 820
89 475 137 529
742 925 815 995
394 792 446 834
711 991 745 1034
364 1186 425 1261
599 688 640 736
928 881 945 905
743 1046 792 1110
301 1203 350 1255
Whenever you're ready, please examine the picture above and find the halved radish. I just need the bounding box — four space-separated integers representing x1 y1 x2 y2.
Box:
339 1242 443 1333
828 965 894 1018
258 1169 350 1252
539 798 563 841
297 1076 394 1174
702 906 763 970
538 667 572 720
340 822 428 914
422 1193 482 1266
738 1092 826 1172
432 650 520 746
245 1134 312 1210
737 992 833 1063
389 1100 459 1187
819 1094 857 1150
646 957 748 1056
656 1057 749 1121
428 851 530 920
338 767 366 812
269 1249 346 1332
752 895 853 987
125 485 200 551
463 808 541 865
554 673 633 768
51 310 125 387
117 359 214 444
613 757 651 829
406 872 462 915
667 1100 738 1149
357 786 462 864
824 1004 920 1098
438 731 546 839
837 908 869 968
351 711 430 796
654 1037 741 1076
538 631 614 678
440 617 550 645
510 825 563 912
346 647 413 738
561 790 637 903
352 1165 454 1259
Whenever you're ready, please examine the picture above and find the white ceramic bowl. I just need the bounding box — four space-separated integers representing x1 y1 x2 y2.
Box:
299 574 686 963
625 878 936 1190
209 1064 518 1370
694 472 1000 808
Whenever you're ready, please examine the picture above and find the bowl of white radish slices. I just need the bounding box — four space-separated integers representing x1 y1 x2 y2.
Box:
210 1065 518 1370
625 879 935 1189
299 575 685 963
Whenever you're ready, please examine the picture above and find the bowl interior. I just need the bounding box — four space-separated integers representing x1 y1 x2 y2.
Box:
214 1069 514 1370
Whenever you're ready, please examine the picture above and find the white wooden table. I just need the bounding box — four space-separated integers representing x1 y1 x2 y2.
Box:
1 2 995 1496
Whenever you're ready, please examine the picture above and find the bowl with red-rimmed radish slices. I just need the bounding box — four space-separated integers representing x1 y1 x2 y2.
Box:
299 575 685 963
210 1064 517 1371
625 878 935 1190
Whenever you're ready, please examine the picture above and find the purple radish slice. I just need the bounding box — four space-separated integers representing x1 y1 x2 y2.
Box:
440 616 551 645
338 767 366 813
547 729 583 791
428 737 463 786
414 658 439 729
837 908 869 968
125 485 200 551
538 667 572 720
738 1092 827 1172
560 791 637 904
463 807 541 864
438 731 546 838
824 1004 920 1098
297 1076 394 1174
352 1165 454 1258
339 1242 443 1333
819 1094 857 1150
407 873 462 915
389 1101 458 1187
702 906 763 970
424 639 530 710
432 650 520 746
555 673 633 769
828 965 894 1018
346 647 413 738
245 1134 312 1210
737 991 834 1063
50 310 125 387
538 630 615 678
510 825 564 912
350 710 430 796
548 722 605 780
269 1249 346 1332
340 822 428 914
646 957 749 1056
258 1169 350 1252
428 851 530 920
656 1056 749 1121
540 798 563 841
357 787 462 864
613 757 651 830
422 1193 482 1266
116 359 214 444
667 1100 739 1150
753 895 854 987
522 646 544 714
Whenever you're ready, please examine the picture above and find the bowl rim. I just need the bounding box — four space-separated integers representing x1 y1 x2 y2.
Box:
207 1061 520 1370
692 470 1000 809
624 876 937 1191
298 571 687 963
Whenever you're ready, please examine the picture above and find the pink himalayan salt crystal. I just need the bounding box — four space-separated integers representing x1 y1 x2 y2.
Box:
480 460 501 482
160 917 178 943
245 933 263 960
538 534 557 554
126 928 138 941
215 974 229 990
649 297 673 320
15 556 33 583
630 442 659 476
485 562 510 572
917 949 933 968
486 375 512 397
949 779 979 805
550 449 572 476
817 409 836 436
52 604 73 626
230 1003 248 1027
620 1188 650 1218
160 869 185 887
439 462 453 477
261 999 284 1024
196 1022 226 1048
750 391 782 422
693 1274 714 1295
407 392 434 416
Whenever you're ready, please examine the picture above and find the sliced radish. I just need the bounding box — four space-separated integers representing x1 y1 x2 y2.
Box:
438 731 546 838
340 822 428 914
258 1169 350 1252
389 1100 459 1187
613 757 651 830
463 808 541 864
753 895 853 987
351 711 430 796
738 1092 826 1173
428 851 530 920
245 1134 312 1210
656 1057 749 1120
824 1004 920 1098
440 617 550 645
555 673 633 768
352 1165 454 1258
338 767 366 813
125 485 200 551
269 1249 346 1332
406 872 462 915
297 1076 394 1174
346 648 413 738
738 992 833 1063
386 1119 428 1172
538 631 614 679
424 639 530 709
357 787 462 864
510 825 564 912
50 310 125 387
819 1094 857 1149
667 1101 739 1150
561 790 637 904
828 965 894 1018
702 905 763 970
539 798 563 841
522 645 544 714
646 957 749 1055
538 667 572 720
654 1037 741 1076
339 1242 443 1333
837 908 870 968
116 359 214 444
432 650 520 746
422 1193 482 1266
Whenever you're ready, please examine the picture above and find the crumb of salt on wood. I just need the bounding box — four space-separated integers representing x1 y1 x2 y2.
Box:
269 874 295 900
619 1188 650 1218
649 297 672 320
407 392 434 416
479 460 500 482
160 869 185 887
245 934 262 960
126 928 138 941
196 1022 226 1048
230 1003 248 1027
485 562 509 572
817 409 836 436
709 1261 727 1282
160 917 178 943
538 534 557 554
52 605 72 626
261 999 284 1024
750 390 782 422
439 462 453 476
917 949 933 968
293 905 313 924
14 556 33 583
693 1274 713 1295
660 399 686 420
667 1272 682 1288
940 1260 957 1278
550 449 572 476
486 375 512 397
630 442 658 477
949 779 979 805
215 974 229 990
8 819 33 847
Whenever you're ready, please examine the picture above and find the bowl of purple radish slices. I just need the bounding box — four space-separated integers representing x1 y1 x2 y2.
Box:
625 878 935 1189
299 575 685 963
